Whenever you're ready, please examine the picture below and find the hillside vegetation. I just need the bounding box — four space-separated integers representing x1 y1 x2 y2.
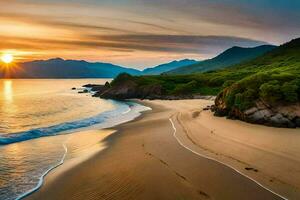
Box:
100 38 300 127
142 59 197 75
216 38 300 110
110 38 299 103
165 45 276 75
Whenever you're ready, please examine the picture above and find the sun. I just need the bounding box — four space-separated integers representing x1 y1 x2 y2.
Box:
1 54 14 64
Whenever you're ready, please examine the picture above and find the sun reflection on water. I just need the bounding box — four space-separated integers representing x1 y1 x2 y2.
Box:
4 80 13 102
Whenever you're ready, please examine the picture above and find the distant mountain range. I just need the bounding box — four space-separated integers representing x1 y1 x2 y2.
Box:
0 58 198 78
0 58 140 78
142 59 197 75
165 45 276 75
0 44 276 78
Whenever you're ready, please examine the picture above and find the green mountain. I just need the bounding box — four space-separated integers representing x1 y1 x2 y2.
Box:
100 38 300 99
214 37 300 109
166 45 276 75
142 59 198 75
97 38 300 127
211 38 300 127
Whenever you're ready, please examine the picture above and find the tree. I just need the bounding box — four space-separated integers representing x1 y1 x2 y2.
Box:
259 80 282 104
223 80 235 88
281 82 298 102
173 80 197 95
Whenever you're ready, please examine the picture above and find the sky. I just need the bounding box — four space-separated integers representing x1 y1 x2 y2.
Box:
0 0 299 69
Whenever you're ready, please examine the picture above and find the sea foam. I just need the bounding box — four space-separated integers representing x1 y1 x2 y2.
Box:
0 100 150 145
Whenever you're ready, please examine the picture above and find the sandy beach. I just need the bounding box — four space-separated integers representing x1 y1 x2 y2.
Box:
25 99 300 200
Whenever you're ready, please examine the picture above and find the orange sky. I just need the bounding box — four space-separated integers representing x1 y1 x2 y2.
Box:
0 0 299 68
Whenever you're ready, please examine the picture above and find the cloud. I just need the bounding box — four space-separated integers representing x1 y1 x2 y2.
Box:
0 34 269 55
0 0 299 67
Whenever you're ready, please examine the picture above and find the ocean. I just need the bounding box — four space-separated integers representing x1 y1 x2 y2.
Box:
0 79 150 200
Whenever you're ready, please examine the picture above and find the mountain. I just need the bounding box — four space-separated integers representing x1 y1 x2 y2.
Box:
142 59 198 75
0 58 199 78
94 38 300 128
165 45 276 75
226 38 300 73
213 38 300 127
0 58 141 78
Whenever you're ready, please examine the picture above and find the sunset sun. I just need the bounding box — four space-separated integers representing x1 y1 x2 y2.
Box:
1 54 14 64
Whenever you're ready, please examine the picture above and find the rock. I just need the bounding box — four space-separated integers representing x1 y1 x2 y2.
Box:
78 89 88 94
269 114 293 128
277 109 297 121
90 82 111 97
213 90 229 117
244 107 258 116
100 80 139 99
295 117 300 127
213 90 300 128
256 101 270 110
82 84 101 88
247 109 273 123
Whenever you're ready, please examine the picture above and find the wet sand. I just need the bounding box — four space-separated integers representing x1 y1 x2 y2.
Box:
26 100 300 200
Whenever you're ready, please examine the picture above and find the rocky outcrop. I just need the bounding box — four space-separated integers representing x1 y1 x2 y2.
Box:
243 103 299 128
83 81 215 101
213 94 300 128
83 83 110 93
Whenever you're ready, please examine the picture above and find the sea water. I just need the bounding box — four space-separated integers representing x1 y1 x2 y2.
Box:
0 79 150 200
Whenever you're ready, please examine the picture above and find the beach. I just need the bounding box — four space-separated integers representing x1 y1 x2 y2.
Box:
26 99 300 200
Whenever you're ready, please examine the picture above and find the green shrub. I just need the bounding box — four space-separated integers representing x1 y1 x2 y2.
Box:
111 73 133 86
240 89 257 110
173 80 198 94
223 80 235 88
234 93 243 109
259 80 282 103
281 82 298 102
208 76 225 87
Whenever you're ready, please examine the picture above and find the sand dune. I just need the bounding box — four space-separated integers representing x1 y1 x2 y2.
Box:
26 100 299 200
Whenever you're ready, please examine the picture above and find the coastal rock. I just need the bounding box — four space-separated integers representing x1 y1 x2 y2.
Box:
244 107 258 116
269 114 293 128
213 89 229 117
295 118 300 127
83 82 111 94
78 89 88 94
92 82 111 97
253 109 272 119
100 80 138 99
214 92 300 128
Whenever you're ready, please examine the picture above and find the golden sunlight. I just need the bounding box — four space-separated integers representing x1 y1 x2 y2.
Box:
4 80 13 102
1 54 14 64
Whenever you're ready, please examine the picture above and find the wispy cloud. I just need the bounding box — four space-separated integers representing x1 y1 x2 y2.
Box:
0 0 299 67
0 34 268 54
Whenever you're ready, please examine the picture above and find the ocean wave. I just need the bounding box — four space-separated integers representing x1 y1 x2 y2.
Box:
0 100 149 145
16 138 69 200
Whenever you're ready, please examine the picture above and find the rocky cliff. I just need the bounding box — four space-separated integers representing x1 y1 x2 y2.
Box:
84 81 214 101
213 92 300 128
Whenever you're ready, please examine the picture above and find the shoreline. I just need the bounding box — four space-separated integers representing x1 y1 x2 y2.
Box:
16 138 68 200
25 99 299 200
15 99 149 200
169 118 287 200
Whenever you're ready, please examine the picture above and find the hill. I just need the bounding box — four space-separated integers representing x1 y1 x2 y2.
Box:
0 58 141 78
142 59 198 75
0 58 200 78
94 38 300 128
213 38 300 127
166 45 276 75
